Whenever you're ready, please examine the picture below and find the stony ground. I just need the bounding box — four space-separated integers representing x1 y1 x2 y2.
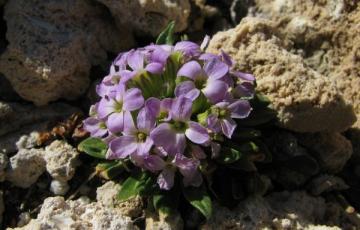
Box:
0 0 359 229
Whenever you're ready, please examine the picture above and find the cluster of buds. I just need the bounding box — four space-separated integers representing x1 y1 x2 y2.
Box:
84 37 255 190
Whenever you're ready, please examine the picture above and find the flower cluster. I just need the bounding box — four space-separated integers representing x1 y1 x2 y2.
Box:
84 37 255 190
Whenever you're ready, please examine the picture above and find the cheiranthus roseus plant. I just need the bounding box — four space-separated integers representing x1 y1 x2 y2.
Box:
79 22 273 220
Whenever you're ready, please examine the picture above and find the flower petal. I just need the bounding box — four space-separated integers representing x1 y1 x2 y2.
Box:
150 123 180 154
175 81 196 97
97 97 116 119
127 50 144 71
220 50 234 67
123 88 144 111
177 61 203 80
137 137 154 155
174 41 201 57
109 136 137 159
170 96 193 121
228 100 252 119
203 80 228 103
185 121 209 144
146 62 164 74
204 58 229 80
144 155 165 172
137 108 155 132
234 82 255 98
107 112 125 134
233 71 255 82
221 118 237 139
83 117 107 138
145 97 160 118
122 111 137 135
157 167 175 190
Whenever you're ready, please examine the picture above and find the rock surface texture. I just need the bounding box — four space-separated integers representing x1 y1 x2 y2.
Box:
96 0 191 36
248 0 360 129
207 17 356 133
0 0 133 105
8 197 136 230
203 190 351 229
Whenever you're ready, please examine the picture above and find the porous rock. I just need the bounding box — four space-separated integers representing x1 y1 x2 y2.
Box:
203 191 344 229
0 0 134 105
44 140 80 182
50 179 70 196
207 17 356 133
5 148 46 188
297 132 353 173
96 0 191 36
96 181 144 218
146 211 184 230
0 153 8 182
248 0 360 129
8 196 136 230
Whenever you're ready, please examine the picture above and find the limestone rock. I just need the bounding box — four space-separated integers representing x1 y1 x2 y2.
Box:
6 148 46 188
203 191 345 229
96 181 144 218
8 196 136 230
297 132 353 173
50 179 70 196
207 17 356 132
0 153 8 182
248 0 360 129
96 0 191 36
146 212 184 230
44 140 80 182
308 174 349 196
0 0 134 105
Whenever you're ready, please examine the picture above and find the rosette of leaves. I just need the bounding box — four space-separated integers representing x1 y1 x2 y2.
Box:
78 22 276 222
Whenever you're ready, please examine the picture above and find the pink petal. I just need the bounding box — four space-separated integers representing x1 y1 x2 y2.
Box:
127 50 144 71
137 108 155 132
185 121 209 144
137 137 154 155
170 96 193 121
157 167 175 190
204 58 229 80
146 62 164 74
144 155 165 172
123 88 144 111
145 97 161 118
177 61 203 80
228 100 252 119
109 136 137 159
203 80 228 103
175 81 196 97
220 118 237 139
107 112 125 134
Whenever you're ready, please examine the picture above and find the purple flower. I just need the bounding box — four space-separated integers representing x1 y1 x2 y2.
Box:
145 97 173 121
144 152 203 190
150 96 210 154
97 85 144 134
207 100 252 138
108 108 155 161
175 58 229 103
83 117 108 138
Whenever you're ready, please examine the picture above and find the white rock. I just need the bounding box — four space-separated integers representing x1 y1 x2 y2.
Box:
15 132 40 150
0 190 4 225
50 179 70 196
9 197 137 230
6 148 46 188
96 181 143 218
44 140 80 182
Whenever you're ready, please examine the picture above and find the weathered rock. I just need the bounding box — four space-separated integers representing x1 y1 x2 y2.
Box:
248 0 360 129
265 130 319 189
97 0 191 36
203 191 345 229
0 152 8 182
9 196 136 230
97 181 144 218
146 212 184 230
5 148 46 188
207 17 356 133
15 132 40 151
297 132 353 173
44 140 80 182
0 190 4 225
0 0 134 105
308 174 349 196
0 102 80 136
50 179 70 196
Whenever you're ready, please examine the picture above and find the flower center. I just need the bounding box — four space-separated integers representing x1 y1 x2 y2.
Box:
114 101 123 112
194 77 207 89
137 132 147 142
99 122 107 129
211 107 229 118
171 121 188 132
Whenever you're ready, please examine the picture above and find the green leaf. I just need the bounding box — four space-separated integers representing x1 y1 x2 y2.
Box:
183 185 212 220
217 146 243 164
78 137 107 159
117 171 155 201
156 21 175 45
96 161 124 180
153 187 180 215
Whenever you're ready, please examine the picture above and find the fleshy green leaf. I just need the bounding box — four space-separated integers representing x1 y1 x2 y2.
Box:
153 187 180 215
183 185 212 220
117 171 155 201
78 137 107 159
156 21 175 45
217 146 243 164
96 161 124 180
